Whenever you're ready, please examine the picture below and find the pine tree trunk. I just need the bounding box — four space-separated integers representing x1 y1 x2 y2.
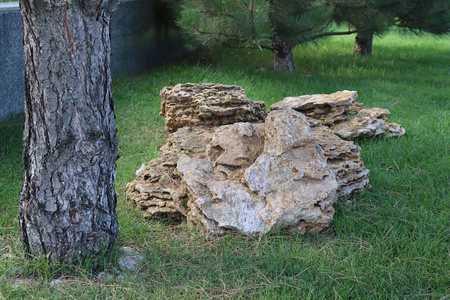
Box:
272 43 295 72
354 32 373 55
19 0 120 262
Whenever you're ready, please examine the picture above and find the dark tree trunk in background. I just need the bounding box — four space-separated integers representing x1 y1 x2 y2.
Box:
19 0 120 262
272 43 295 72
354 31 373 55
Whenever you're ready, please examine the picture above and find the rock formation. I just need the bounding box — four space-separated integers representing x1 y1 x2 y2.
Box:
309 123 370 198
271 90 405 139
178 111 338 237
127 84 404 237
126 126 216 220
160 83 266 132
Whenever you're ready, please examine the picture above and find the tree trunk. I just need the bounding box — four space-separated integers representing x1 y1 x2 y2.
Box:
19 0 120 262
354 32 373 55
272 43 295 72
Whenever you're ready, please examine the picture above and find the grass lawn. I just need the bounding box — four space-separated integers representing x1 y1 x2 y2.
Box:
0 31 449 299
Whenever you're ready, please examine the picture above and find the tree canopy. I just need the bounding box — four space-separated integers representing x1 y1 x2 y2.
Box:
177 0 450 70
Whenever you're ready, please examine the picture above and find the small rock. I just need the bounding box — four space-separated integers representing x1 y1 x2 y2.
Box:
96 271 115 282
50 279 63 286
117 247 144 272
135 164 146 176
11 279 33 288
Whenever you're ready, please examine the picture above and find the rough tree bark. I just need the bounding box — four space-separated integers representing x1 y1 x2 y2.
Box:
354 31 373 55
18 0 120 262
272 43 295 72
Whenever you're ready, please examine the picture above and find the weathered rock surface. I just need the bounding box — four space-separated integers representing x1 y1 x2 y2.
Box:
127 84 404 237
160 83 267 132
309 123 370 198
206 122 265 180
126 126 215 219
177 110 338 237
126 120 370 226
271 90 405 139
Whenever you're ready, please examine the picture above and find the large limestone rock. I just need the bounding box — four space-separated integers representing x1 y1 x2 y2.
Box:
271 90 405 139
126 120 370 225
126 84 404 238
160 83 267 132
177 110 337 237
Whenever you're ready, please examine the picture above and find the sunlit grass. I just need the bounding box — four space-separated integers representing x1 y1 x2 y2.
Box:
1 31 449 298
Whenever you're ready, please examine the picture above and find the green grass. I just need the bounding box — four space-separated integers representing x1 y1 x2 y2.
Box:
1 31 449 299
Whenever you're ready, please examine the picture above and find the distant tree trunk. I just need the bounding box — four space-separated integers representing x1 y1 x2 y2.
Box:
272 43 295 72
19 0 120 262
354 31 373 55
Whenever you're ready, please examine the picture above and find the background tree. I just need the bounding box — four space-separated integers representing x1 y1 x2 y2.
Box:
332 0 449 55
19 0 120 262
332 0 408 55
396 0 450 35
177 0 358 71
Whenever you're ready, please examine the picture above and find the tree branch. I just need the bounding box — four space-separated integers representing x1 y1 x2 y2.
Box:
193 24 241 39
299 29 360 44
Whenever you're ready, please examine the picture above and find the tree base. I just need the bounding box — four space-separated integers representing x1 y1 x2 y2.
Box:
355 33 373 55
273 44 295 72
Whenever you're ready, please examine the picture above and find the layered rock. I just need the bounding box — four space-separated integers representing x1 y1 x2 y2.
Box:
160 83 266 132
271 90 405 139
309 123 370 197
126 126 215 219
127 84 404 237
126 120 370 226
177 110 337 237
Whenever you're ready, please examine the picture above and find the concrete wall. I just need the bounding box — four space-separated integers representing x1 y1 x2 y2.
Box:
0 0 184 121
0 2 24 121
